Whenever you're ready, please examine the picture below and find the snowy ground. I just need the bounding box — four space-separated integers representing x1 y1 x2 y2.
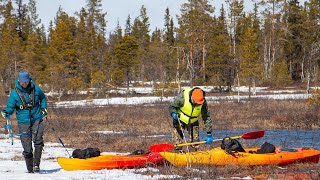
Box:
0 135 177 180
54 86 312 108
0 86 317 179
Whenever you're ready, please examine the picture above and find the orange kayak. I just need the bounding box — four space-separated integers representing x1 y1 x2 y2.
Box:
57 152 163 171
160 147 320 166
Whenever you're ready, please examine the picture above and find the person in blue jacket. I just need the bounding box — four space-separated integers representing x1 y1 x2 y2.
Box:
1 70 47 173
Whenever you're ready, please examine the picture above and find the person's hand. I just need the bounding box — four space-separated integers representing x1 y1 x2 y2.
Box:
205 133 213 144
171 112 179 121
41 108 48 118
171 112 180 128
1 110 9 119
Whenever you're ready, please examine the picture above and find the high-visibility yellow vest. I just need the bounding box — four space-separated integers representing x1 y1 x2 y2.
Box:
177 88 203 124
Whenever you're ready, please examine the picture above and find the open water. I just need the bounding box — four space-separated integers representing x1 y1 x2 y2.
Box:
200 129 320 150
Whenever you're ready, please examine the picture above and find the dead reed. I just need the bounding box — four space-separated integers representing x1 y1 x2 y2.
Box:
2 98 319 178
40 100 320 152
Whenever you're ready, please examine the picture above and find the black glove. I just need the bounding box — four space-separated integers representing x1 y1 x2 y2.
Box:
173 118 179 128
41 108 48 118
1 110 9 119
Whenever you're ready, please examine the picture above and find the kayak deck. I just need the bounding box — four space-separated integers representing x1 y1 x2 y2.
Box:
160 147 320 166
58 152 163 171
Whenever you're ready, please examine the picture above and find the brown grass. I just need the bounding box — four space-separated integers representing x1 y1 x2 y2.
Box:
2 99 320 178
40 100 320 152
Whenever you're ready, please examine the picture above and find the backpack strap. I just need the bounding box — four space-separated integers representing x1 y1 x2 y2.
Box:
15 87 36 110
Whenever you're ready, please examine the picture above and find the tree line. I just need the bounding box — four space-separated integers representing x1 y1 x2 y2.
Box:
0 0 319 95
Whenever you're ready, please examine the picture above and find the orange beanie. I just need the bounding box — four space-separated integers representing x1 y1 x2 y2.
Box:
191 88 204 104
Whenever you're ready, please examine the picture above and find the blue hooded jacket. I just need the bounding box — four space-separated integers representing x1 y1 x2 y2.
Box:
4 79 47 124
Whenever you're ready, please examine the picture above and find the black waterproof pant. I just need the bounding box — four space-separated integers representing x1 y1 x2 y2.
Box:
18 120 44 172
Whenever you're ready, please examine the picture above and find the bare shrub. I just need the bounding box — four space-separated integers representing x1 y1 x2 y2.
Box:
1 99 317 178
42 100 320 153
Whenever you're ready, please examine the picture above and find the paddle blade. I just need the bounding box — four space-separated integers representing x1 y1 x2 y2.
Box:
241 130 265 139
149 143 174 152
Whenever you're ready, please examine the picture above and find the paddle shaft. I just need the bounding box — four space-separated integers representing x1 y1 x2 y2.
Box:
175 136 243 147
149 130 264 152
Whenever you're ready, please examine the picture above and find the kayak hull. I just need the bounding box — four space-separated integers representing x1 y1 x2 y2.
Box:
57 152 163 171
160 147 320 166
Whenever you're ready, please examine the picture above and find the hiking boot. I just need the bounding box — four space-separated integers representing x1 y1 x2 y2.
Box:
34 146 42 167
33 165 40 173
25 157 34 173
33 146 42 173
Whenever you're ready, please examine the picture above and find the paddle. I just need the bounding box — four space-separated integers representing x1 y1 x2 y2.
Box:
149 130 265 152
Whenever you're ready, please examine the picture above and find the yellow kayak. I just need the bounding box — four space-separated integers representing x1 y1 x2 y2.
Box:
160 147 320 166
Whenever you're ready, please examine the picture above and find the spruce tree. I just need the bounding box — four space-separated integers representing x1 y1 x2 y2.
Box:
177 0 214 86
47 9 77 93
238 14 262 97
206 5 232 90
0 1 23 92
112 35 139 87
131 5 150 83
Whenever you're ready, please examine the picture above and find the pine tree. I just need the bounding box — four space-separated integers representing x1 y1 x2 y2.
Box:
15 0 28 41
177 0 214 86
0 1 23 92
206 5 232 89
285 0 304 81
270 59 292 87
84 0 107 89
112 35 139 87
28 0 41 30
259 0 286 80
147 28 164 86
162 7 176 84
301 0 320 91
238 14 262 97
75 8 91 88
164 8 174 46
131 5 150 83
85 0 107 34
124 15 132 35
47 9 77 93
226 0 244 86
23 30 48 85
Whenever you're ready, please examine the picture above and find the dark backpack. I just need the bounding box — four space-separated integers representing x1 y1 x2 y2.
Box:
72 148 101 159
221 137 245 156
256 142 275 154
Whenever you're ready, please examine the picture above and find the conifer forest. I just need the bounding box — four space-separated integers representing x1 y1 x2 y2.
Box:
0 0 319 95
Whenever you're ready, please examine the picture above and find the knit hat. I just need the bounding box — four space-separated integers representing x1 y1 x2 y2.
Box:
18 70 31 83
191 88 204 105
